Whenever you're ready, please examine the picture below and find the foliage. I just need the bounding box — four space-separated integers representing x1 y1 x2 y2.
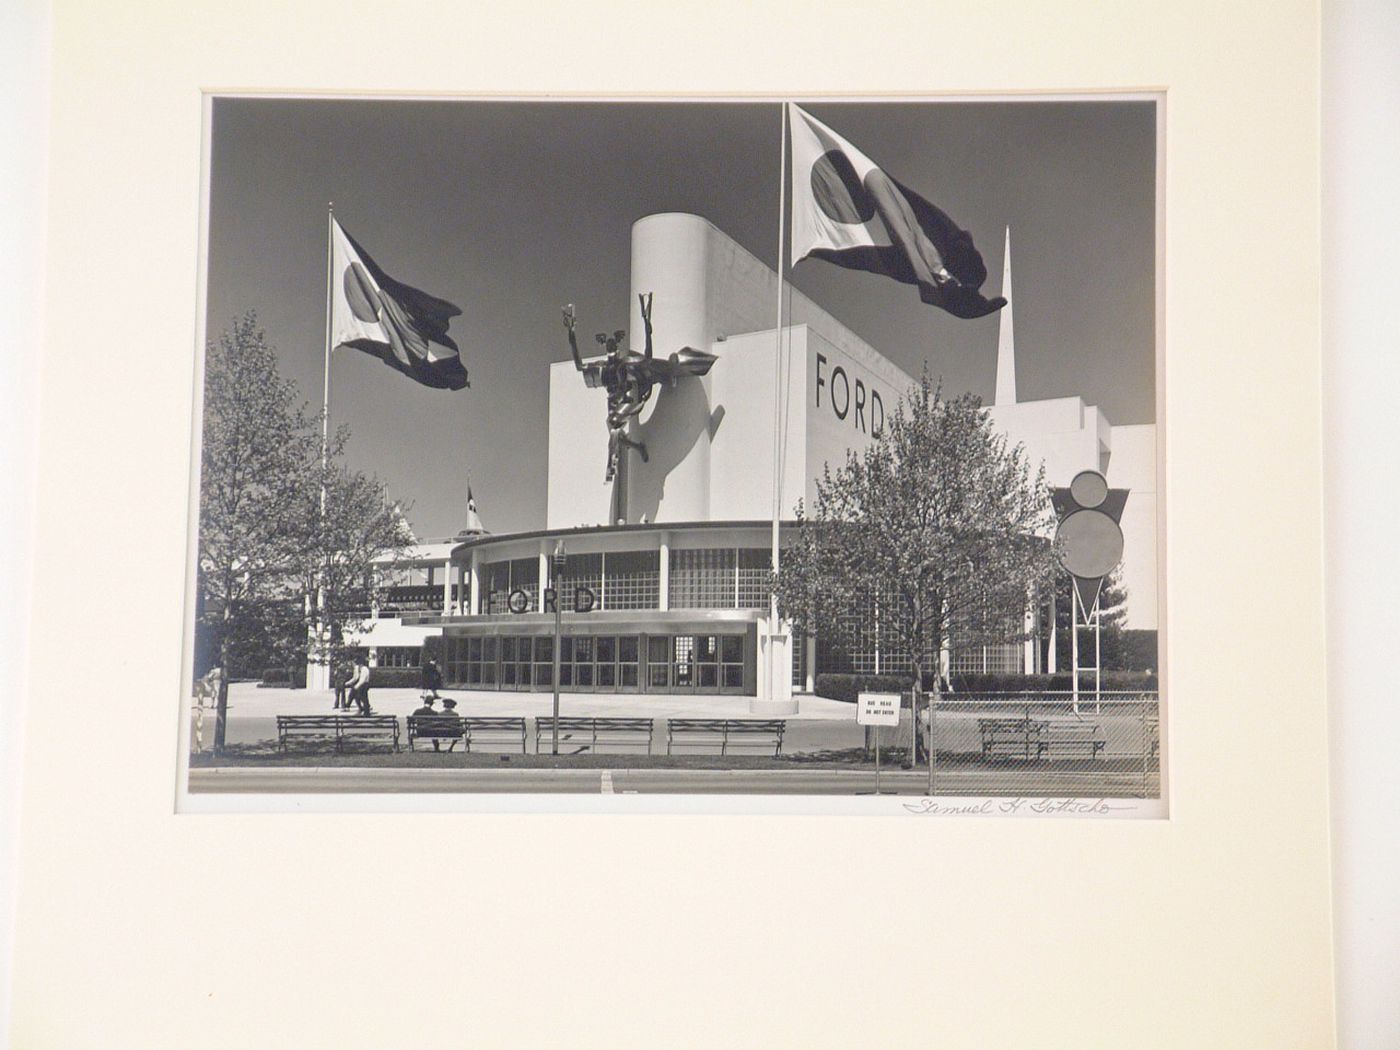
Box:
366 666 425 689
195 312 413 749
773 371 1058 757
948 671 1157 693
1049 567 1157 672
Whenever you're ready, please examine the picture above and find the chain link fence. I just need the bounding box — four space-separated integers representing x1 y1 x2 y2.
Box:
875 691 1160 798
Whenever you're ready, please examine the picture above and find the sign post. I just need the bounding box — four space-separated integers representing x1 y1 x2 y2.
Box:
857 692 902 795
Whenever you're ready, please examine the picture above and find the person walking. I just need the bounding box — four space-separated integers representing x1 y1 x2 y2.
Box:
420 658 443 701
350 657 373 715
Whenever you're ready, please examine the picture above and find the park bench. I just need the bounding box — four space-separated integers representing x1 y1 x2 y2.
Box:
1038 722 1106 760
454 716 528 753
534 717 654 754
978 718 1048 760
277 714 400 753
978 718 1105 761
406 715 469 751
665 718 786 757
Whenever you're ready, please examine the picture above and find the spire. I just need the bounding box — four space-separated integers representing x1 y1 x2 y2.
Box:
994 226 1017 406
460 481 486 536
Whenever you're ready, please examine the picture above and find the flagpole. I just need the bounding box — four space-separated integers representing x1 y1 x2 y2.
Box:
767 102 789 710
317 202 333 693
322 202 334 479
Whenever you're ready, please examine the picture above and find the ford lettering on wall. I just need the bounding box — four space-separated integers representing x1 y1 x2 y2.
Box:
815 351 886 438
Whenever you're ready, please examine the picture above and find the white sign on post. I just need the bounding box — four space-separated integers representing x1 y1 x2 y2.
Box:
857 692 902 726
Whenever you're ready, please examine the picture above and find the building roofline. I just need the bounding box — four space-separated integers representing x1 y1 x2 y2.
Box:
446 519 801 558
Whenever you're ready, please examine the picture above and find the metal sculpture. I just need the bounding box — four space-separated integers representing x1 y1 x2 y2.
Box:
563 293 718 482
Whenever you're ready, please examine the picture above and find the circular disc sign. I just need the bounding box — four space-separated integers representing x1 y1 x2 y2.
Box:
1069 469 1109 509
1054 509 1125 578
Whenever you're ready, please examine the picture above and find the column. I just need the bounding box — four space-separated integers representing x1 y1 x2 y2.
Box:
751 615 796 715
626 214 715 523
538 542 549 613
441 558 452 615
658 532 670 611
469 549 480 615
805 634 817 694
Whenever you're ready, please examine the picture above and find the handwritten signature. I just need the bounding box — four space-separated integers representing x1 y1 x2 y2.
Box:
901 796 1135 816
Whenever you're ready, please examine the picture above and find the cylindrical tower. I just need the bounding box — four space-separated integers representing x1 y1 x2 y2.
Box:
626 213 717 524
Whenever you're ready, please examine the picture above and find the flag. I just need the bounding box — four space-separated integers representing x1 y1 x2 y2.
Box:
330 218 469 390
788 104 1006 320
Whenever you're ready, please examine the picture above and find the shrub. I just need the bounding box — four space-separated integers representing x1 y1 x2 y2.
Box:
367 666 422 689
257 666 307 689
814 673 915 705
949 671 1158 693
422 636 444 667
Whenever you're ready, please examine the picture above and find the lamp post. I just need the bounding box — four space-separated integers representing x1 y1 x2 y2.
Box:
550 540 567 756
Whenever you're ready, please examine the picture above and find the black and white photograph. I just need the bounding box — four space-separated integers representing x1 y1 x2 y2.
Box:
183 95 1162 811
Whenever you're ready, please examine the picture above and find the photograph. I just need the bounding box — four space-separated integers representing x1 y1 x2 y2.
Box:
183 95 1162 810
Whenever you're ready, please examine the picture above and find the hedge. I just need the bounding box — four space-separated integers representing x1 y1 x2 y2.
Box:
949 671 1157 693
814 673 915 705
258 667 307 689
367 666 423 689
816 670 1158 703
423 635 445 667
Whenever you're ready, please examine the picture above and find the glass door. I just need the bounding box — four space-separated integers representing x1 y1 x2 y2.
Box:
646 636 670 691
618 635 640 692
673 635 697 691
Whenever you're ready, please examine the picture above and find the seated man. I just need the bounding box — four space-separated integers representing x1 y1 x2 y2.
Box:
440 698 462 752
412 695 443 751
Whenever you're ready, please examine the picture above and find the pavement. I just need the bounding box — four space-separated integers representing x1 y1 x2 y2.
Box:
196 682 867 754
188 765 1160 797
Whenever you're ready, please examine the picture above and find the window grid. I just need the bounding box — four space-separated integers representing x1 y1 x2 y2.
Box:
601 550 659 610
374 646 422 669
550 552 603 609
484 557 539 614
669 548 737 609
736 548 772 609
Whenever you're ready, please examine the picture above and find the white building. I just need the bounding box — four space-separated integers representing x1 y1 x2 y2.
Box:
328 213 1159 709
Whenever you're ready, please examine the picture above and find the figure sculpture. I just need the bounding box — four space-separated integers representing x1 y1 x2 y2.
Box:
563 293 717 482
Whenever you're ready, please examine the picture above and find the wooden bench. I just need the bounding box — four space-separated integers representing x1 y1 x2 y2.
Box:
977 718 1105 761
277 715 400 753
1038 723 1106 760
666 718 786 757
535 717 654 754
457 717 528 753
978 718 1048 760
406 715 468 751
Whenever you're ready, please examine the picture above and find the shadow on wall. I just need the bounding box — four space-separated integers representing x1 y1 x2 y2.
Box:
628 377 725 523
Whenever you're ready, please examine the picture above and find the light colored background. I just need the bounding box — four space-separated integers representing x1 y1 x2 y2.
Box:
5 0 1376 1047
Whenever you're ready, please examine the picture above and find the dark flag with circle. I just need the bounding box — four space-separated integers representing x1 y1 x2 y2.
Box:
788 104 1006 321
329 218 469 391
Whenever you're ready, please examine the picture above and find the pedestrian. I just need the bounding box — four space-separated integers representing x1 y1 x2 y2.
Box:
351 657 373 715
335 656 354 710
420 658 443 701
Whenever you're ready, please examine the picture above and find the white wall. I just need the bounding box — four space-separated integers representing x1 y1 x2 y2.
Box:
550 212 913 529
705 327 808 522
1323 1 1400 1045
1106 424 1158 631
546 358 612 528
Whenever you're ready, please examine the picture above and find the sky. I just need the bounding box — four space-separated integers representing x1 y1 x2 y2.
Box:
206 97 1156 538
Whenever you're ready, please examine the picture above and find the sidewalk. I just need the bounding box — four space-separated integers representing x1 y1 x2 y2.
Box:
199 683 864 755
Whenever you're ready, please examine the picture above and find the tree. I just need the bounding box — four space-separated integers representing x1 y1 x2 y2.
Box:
196 312 413 750
773 371 1058 766
303 475 416 686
